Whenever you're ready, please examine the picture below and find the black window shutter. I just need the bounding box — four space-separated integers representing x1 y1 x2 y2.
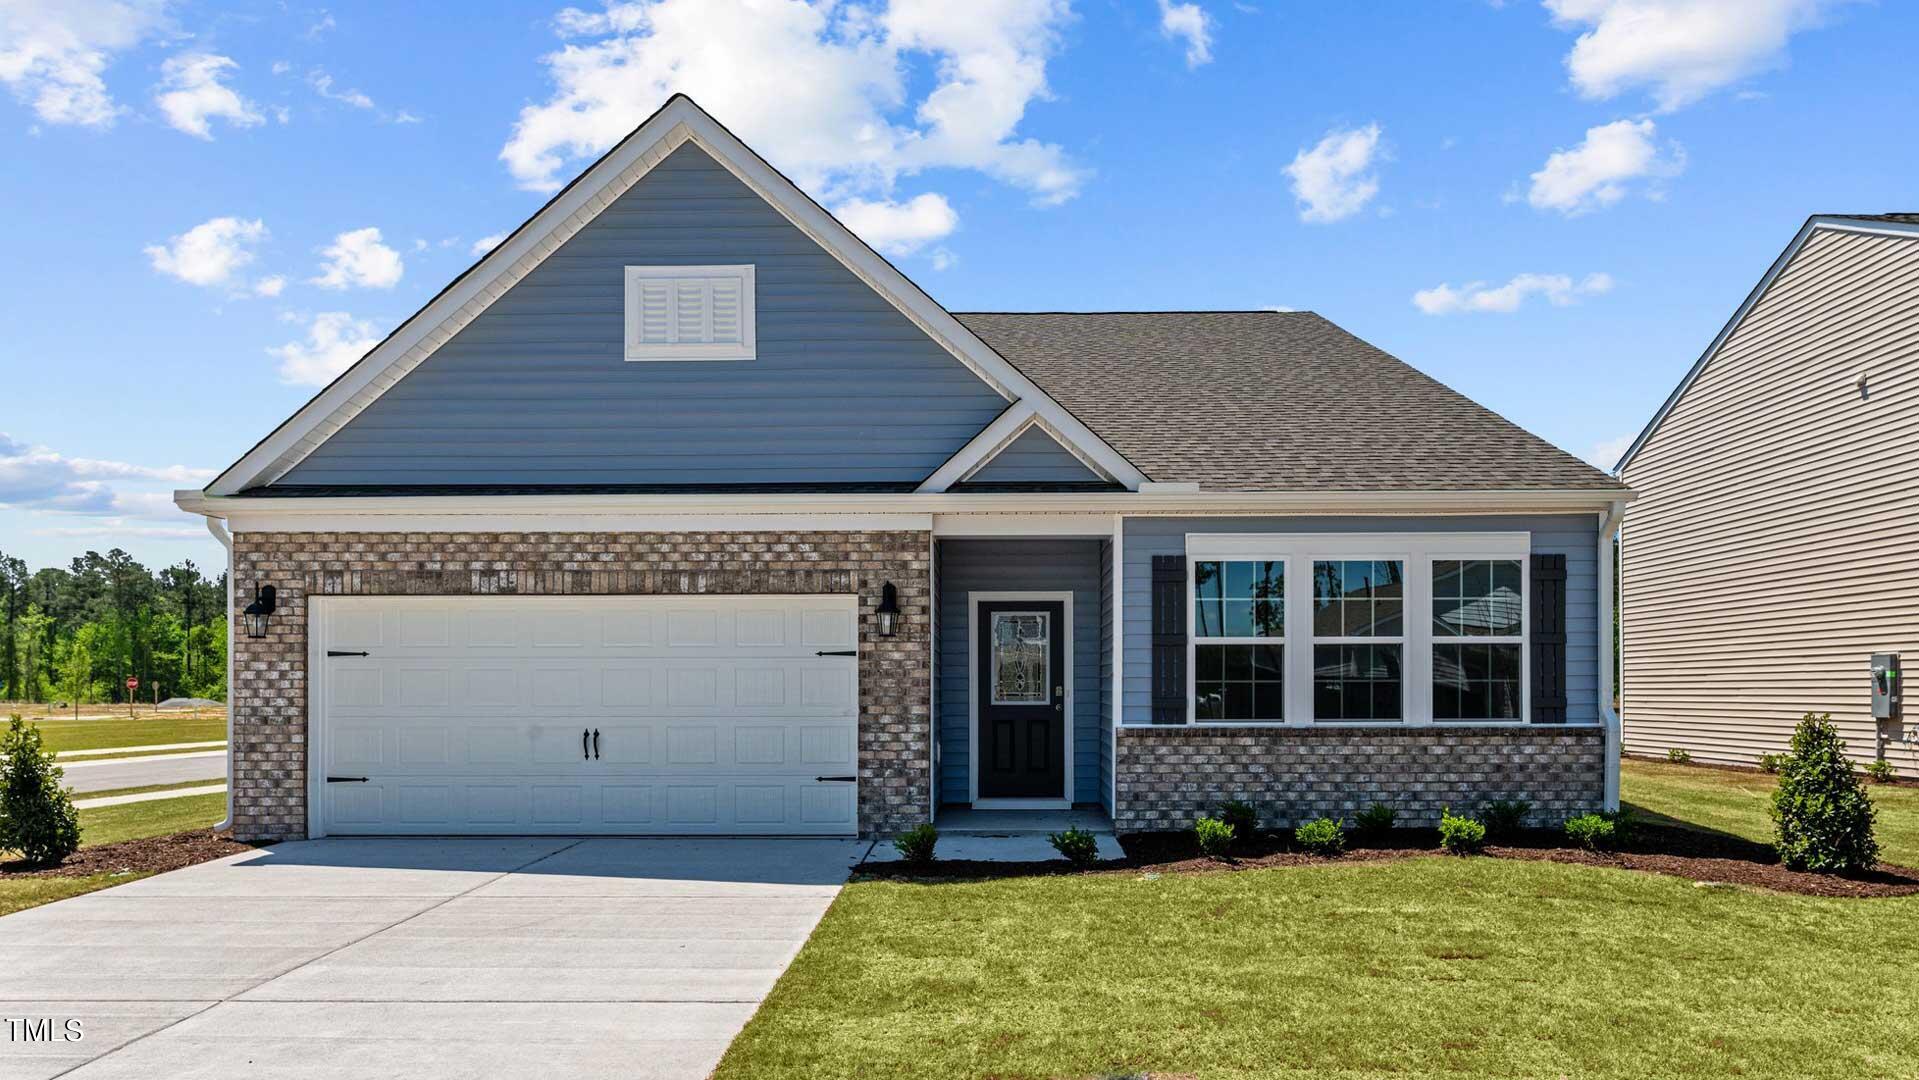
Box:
1151 555 1188 725
1531 553 1567 724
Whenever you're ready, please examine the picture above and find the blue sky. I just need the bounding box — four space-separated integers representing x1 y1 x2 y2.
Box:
0 0 1912 572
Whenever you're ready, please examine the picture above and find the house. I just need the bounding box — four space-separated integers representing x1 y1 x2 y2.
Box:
175 95 1631 842
1616 213 1919 776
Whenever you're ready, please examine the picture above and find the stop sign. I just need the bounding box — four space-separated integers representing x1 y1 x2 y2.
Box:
126 676 139 691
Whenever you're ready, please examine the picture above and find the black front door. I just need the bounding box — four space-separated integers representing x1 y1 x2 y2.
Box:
977 600 1066 799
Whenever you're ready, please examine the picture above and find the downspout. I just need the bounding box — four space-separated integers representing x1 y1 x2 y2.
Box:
1597 499 1628 812
206 515 234 832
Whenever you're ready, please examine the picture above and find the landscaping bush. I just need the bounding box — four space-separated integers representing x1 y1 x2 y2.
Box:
1759 752 1786 774
1564 812 1616 851
1216 799 1259 844
0 716 82 867
1771 714 1878 874
1865 759 1897 784
1352 802 1396 843
892 823 938 865
1481 799 1532 839
1437 807 1487 855
1293 816 1344 855
1666 748 1692 764
1194 816 1236 860
1048 826 1101 868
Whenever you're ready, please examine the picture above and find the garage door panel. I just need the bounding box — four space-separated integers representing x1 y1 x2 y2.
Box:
318 595 859 836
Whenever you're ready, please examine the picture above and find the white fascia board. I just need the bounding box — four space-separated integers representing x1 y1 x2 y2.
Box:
205 94 1143 497
1614 215 1919 476
932 513 1119 537
176 486 1631 527
919 402 1035 491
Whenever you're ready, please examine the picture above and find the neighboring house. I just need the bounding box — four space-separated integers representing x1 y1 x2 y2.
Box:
176 96 1631 842
1616 213 1919 775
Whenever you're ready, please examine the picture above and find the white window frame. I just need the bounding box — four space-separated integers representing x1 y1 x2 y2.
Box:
1429 557 1529 724
623 264 756 361
1185 533 1530 728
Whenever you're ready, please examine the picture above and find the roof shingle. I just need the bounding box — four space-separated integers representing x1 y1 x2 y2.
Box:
953 310 1627 493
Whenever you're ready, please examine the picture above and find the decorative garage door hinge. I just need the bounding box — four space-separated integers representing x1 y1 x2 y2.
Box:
814 650 856 657
326 776 370 783
326 650 369 657
814 775 857 783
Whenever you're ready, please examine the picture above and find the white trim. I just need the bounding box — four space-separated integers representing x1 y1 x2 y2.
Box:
967 590 1074 806
1598 499 1627 811
179 487 1630 523
1108 514 1122 815
932 513 1118 537
623 264 756 361
306 594 329 840
1615 215 1919 475
921 408 1118 491
206 94 1141 496
215 511 934 534
1184 533 1531 728
206 516 234 834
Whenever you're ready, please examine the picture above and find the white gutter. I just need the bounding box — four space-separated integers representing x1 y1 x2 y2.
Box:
205 516 235 833
1597 498 1628 812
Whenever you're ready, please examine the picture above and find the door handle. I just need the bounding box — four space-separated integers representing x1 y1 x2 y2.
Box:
593 728 601 760
582 728 589 760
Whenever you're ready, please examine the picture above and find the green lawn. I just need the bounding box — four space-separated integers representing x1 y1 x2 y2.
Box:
0 872 152 918
27 712 226 755
717 762 1919 1080
1622 758 1919 867
77 792 226 848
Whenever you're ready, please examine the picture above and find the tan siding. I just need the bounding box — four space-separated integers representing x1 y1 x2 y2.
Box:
1620 227 1919 774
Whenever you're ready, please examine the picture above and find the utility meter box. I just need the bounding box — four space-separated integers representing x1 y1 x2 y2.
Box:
1871 653 1902 720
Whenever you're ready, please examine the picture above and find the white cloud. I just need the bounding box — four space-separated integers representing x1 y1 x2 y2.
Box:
1157 0 1213 67
1413 271 1614 315
1283 122 1383 223
1526 118 1683 215
0 431 212 519
1545 0 1834 112
1584 431 1637 471
270 312 382 385
312 227 403 290
252 274 285 297
831 193 958 256
143 216 267 288
0 0 170 127
469 231 508 256
307 68 373 110
153 52 262 138
501 0 1086 223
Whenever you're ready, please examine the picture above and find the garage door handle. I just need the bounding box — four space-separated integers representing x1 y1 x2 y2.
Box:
326 776 369 783
593 728 600 760
582 728 590 760
327 650 369 658
815 650 856 657
814 775 857 783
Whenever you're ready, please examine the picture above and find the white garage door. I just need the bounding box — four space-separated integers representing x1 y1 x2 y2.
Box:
311 595 859 836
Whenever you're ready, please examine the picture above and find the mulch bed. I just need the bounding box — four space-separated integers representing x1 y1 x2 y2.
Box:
0 829 256 880
858 825 1919 898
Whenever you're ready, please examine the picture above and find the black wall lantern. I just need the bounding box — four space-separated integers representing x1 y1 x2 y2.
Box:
242 585 277 639
875 581 900 638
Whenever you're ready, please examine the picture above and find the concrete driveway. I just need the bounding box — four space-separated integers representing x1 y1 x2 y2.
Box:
0 837 867 1079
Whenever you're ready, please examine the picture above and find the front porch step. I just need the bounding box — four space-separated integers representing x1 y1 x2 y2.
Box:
931 806 1113 836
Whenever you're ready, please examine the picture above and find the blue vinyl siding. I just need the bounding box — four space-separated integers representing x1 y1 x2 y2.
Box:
937 539 1104 804
1120 515 1602 727
967 426 1101 484
277 142 1008 487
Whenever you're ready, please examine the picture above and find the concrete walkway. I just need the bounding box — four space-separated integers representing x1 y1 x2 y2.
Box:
72 784 227 810
0 836 866 1079
59 751 225 794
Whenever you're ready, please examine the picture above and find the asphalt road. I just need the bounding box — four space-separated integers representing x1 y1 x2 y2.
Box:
61 750 226 794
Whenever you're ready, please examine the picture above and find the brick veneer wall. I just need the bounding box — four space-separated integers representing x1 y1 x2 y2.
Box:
229 529 932 842
1114 726 1605 832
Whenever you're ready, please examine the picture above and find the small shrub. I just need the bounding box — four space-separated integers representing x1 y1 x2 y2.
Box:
1666 748 1692 764
1771 713 1878 874
1352 802 1396 843
1294 816 1345 855
892 823 938 865
1437 807 1487 855
1481 798 1532 839
1564 812 1616 851
1217 799 1259 844
1048 826 1101 868
0 716 82 867
1759 752 1786 774
1194 816 1236 860
1865 759 1897 784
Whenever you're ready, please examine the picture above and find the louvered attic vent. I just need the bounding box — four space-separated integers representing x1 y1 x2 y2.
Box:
623 264 756 360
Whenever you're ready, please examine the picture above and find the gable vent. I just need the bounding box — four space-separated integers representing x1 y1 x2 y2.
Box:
625 264 755 361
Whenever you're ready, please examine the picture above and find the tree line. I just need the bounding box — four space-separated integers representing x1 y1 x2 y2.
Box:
0 548 227 705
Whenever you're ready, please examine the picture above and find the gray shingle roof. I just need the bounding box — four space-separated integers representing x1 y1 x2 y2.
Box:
1830 213 1919 225
952 311 1627 493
